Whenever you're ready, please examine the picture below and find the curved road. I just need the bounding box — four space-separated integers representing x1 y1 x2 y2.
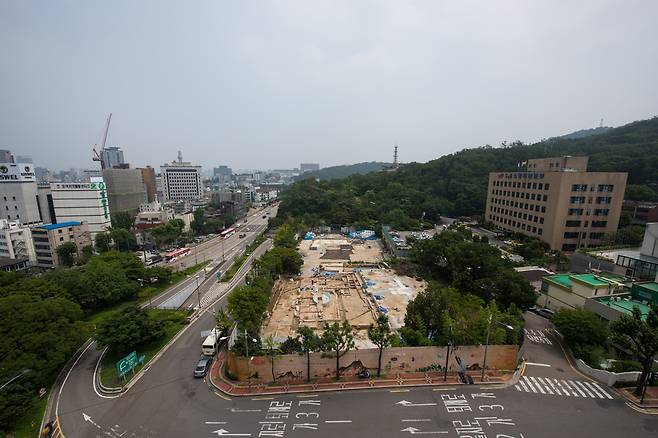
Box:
53 233 658 437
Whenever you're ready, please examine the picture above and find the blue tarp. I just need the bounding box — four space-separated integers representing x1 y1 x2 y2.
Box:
378 306 389 314
348 230 377 240
374 294 383 300
304 232 316 240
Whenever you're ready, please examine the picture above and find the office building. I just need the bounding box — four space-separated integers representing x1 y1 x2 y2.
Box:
0 159 42 225
103 168 147 213
160 154 203 201
585 282 658 322
485 156 627 251
300 163 320 174
0 219 36 263
50 180 112 236
0 150 13 163
140 166 157 203
102 146 125 169
36 184 55 225
31 221 92 268
213 166 233 184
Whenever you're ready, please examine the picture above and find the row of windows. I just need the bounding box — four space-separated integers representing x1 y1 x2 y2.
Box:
569 196 612 205
564 232 606 239
489 214 543 235
493 180 550 190
2 196 17 201
490 208 545 223
496 172 545 180
491 190 549 202
567 208 610 216
564 220 608 228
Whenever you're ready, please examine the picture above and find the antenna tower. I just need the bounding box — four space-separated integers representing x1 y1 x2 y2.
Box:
393 144 399 169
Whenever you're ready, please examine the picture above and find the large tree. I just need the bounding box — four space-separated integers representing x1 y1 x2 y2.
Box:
552 308 608 365
111 211 135 230
321 321 355 380
95 306 165 355
367 315 395 377
56 241 78 267
297 326 321 382
610 306 658 397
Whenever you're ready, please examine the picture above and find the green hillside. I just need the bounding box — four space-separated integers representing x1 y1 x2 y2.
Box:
279 117 658 229
295 161 391 181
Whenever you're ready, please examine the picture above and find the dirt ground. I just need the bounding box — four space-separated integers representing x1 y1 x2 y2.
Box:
261 235 426 348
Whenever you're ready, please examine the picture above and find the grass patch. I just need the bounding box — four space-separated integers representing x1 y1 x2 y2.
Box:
84 260 210 328
221 234 266 282
10 392 48 438
98 309 191 388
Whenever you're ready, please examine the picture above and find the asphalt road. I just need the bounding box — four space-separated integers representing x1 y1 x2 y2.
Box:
53 217 658 437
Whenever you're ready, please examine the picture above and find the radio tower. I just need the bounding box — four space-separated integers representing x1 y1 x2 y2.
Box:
393 144 399 170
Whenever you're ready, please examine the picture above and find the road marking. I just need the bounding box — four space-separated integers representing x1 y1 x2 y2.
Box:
206 421 227 425
402 419 432 422
568 380 587 397
390 389 410 393
214 391 231 401
536 377 554 394
524 362 551 367
529 376 546 394
518 378 530 392
211 429 251 436
230 408 262 412
591 381 614 399
521 376 536 392
583 381 605 399
543 377 560 395
401 426 448 434
552 378 570 396
432 387 456 391
251 397 274 400
325 420 352 423
297 394 319 398
575 380 595 398
396 400 438 407
515 385 521 391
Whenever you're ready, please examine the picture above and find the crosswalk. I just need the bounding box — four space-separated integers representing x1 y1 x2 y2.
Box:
515 376 613 399
524 328 552 345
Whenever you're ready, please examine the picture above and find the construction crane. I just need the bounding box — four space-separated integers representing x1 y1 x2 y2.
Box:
92 113 113 169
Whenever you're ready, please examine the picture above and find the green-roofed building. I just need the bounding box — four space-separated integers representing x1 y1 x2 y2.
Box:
584 282 658 322
539 272 626 311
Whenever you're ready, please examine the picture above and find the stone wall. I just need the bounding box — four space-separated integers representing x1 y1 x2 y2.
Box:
227 344 519 382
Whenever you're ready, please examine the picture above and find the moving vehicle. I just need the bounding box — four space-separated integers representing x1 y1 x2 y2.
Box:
201 329 223 356
145 254 162 266
535 307 555 319
164 247 191 263
219 227 236 239
238 233 246 238
193 357 211 378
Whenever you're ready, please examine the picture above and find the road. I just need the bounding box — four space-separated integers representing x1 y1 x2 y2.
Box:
53 225 658 437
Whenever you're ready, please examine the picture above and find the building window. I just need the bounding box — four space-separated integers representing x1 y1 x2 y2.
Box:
590 232 605 239
570 196 586 204
572 184 588 192
591 221 608 228
598 184 614 192
538 228 543 235
596 197 612 204
568 208 584 215
594 209 610 216
564 232 580 238
565 220 582 227
542 195 548 202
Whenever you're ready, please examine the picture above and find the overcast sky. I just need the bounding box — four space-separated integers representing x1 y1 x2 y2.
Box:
1 1 657 172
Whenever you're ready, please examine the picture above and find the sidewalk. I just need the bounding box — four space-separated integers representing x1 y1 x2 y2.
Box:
208 350 514 397
617 385 658 411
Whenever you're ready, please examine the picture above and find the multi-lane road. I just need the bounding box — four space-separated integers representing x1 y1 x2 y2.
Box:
50 211 658 437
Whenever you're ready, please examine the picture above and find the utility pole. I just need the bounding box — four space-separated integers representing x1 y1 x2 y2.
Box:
444 323 453 382
195 275 201 309
245 329 251 385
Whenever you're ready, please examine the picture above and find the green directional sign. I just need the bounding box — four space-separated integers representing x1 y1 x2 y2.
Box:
116 351 138 378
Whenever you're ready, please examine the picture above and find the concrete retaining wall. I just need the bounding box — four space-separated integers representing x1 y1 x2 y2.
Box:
575 358 640 386
227 344 519 382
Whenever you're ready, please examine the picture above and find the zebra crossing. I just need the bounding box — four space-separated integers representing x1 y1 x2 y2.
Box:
524 328 552 345
515 375 614 399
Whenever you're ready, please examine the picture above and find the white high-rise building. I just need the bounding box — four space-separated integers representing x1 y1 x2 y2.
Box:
0 159 42 225
101 146 125 169
0 219 36 263
160 153 203 201
50 178 112 237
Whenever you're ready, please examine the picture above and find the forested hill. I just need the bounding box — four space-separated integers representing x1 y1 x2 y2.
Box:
556 126 612 140
278 117 658 230
295 161 390 181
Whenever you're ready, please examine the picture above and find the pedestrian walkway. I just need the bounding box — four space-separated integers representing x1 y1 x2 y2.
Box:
515 375 613 399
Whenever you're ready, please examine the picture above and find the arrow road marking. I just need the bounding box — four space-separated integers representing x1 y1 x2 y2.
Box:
396 400 438 407
82 413 101 430
212 429 251 436
401 426 448 434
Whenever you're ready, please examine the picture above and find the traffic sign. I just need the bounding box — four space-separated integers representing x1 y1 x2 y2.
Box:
116 351 138 378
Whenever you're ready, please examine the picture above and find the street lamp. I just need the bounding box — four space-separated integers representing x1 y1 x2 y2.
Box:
481 314 514 382
444 323 453 382
195 274 202 309
0 369 30 391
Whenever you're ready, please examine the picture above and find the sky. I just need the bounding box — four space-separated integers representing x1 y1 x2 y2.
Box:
1 1 658 172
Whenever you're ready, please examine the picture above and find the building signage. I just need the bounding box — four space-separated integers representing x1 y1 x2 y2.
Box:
0 164 35 182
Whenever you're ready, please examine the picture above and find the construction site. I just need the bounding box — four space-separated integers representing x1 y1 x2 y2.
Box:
261 234 426 347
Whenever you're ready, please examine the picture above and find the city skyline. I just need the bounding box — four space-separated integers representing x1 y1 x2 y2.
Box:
2 1 658 171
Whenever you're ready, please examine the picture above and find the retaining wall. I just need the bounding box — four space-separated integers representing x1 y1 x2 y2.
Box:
575 359 640 386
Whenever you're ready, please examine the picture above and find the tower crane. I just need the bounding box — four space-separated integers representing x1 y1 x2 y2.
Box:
92 113 112 169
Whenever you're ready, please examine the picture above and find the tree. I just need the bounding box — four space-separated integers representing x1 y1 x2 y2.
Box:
215 308 231 335
263 334 280 382
95 232 111 252
321 321 355 380
95 306 165 355
191 208 206 235
367 315 395 377
297 326 321 382
56 241 78 267
111 211 135 230
552 308 608 365
610 306 658 397
110 228 137 251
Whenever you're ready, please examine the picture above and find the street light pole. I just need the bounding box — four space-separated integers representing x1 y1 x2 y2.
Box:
244 329 251 385
481 314 493 382
195 275 201 309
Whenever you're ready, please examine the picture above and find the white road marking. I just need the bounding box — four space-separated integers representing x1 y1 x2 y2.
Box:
402 419 432 422
401 426 448 435
525 362 551 367
325 420 353 423
529 376 546 394
562 380 579 397
575 380 595 398
396 400 438 407
522 376 537 393
230 408 262 412
568 380 587 397
515 385 522 391
553 379 570 396
297 394 319 398
390 389 410 393
591 381 614 399
518 378 530 392
583 381 605 399
205 421 227 425
536 377 554 394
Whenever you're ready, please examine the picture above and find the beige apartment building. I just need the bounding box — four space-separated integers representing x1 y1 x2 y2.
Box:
485 156 627 251
31 221 92 268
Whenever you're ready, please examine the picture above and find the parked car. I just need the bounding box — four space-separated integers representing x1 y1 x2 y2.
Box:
238 233 246 238
535 308 555 319
194 357 212 378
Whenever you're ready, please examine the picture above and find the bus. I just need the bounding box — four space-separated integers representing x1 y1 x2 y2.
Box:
201 329 223 356
219 227 236 239
164 247 191 263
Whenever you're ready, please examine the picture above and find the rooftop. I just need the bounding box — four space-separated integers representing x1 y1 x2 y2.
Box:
593 295 652 321
33 221 82 231
545 273 620 290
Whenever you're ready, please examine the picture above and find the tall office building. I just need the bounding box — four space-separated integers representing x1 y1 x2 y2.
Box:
101 146 125 169
0 158 42 225
485 156 627 251
213 165 233 184
300 163 320 173
103 168 147 213
160 153 203 201
140 166 157 203
50 179 112 236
